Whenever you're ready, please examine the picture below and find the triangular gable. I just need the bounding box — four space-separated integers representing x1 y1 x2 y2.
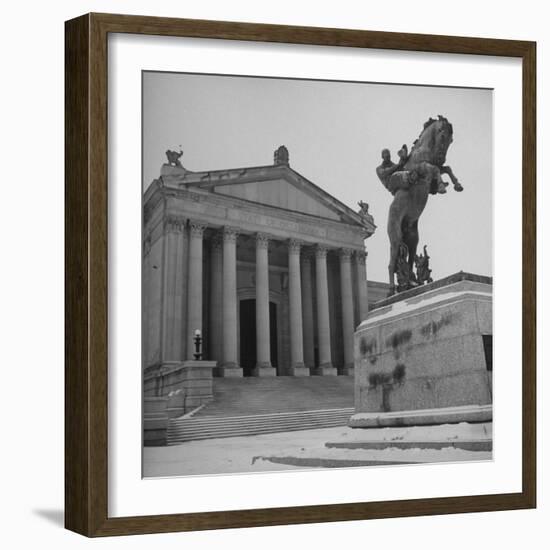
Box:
214 177 342 221
187 165 368 227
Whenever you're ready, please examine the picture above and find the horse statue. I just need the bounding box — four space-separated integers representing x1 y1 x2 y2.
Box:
376 116 463 295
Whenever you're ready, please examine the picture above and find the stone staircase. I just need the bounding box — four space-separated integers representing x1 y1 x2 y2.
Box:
166 376 354 445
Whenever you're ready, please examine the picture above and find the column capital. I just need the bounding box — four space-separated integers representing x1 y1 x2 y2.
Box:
164 215 186 234
339 248 354 262
288 238 303 254
315 244 329 259
255 232 271 249
188 220 207 237
355 248 368 261
222 226 240 243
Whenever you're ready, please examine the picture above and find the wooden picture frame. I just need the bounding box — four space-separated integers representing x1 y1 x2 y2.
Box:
65 12 536 537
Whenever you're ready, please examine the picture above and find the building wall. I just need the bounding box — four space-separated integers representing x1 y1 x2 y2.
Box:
143 222 164 368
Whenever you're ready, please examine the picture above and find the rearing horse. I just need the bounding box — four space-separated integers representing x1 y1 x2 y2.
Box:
382 116 462 295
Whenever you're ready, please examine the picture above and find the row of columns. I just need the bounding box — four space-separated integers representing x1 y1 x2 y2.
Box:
165 218 368 376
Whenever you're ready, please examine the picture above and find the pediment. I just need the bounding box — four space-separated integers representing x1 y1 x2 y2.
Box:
196 165 369 228
214 176 344 221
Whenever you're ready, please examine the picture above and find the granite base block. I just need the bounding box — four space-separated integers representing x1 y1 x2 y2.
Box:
348 404 493 428
353 277 493 427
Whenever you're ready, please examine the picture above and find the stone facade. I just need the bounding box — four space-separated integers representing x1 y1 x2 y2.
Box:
143 148 376 378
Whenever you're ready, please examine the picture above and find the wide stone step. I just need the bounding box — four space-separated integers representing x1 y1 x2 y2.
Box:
170 407 352 425
168 412 353 432
168 419 350 438
167 423 348 444
166 407 354 444
167 418 352 437
197 376 354 418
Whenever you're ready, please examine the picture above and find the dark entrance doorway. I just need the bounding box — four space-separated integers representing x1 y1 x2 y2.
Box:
239 299 278 376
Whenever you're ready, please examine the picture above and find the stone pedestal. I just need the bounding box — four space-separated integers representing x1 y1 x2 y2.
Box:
179 360 216 410
143 397 169 447
350 274 493 427
143 360 216 413
143 360 218 446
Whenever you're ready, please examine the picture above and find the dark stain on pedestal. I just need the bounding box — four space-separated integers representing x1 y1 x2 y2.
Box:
359 336 378 364
368 364 407 412
359 336 377 356
386 329 412 350
393 363 406 384
420 312 457 339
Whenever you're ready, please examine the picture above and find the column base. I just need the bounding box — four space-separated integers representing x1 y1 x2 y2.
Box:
312 364 338 376
252 365 277 377
215 363 243 377
342 364 355 376
288 364 310 376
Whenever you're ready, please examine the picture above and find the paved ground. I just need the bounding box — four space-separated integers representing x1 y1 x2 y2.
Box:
143 423 492 477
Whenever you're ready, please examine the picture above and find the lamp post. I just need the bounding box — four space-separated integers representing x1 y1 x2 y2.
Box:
193 329 202 360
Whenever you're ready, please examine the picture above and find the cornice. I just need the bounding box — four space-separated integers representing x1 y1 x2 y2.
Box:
156 185 374 238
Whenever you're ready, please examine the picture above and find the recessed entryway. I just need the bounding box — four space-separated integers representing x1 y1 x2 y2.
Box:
239 299 278 376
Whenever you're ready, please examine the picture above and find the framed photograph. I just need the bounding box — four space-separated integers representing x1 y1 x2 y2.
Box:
65 13 536 537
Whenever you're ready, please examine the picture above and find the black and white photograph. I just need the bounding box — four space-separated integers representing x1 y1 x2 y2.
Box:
1 0 544 545
142 71 493 478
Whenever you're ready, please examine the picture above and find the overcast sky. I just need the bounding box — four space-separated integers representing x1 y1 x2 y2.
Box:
143 72 492 283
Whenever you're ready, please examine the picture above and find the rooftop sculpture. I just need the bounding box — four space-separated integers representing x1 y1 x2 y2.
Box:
165 149 183 167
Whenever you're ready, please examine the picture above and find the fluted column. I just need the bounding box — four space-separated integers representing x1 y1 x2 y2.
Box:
253 233 275 376
219 226 242 376
340 248 355 375
186 220 206 359
209 234 223 363
355 249 369 326
314 245 336 375
300 251 315 371
288 239 308 376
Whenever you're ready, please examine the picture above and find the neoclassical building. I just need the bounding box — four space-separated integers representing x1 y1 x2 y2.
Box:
143 146 376 378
